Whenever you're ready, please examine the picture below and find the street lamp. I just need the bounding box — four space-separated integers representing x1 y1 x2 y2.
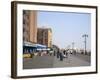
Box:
72 42 75 50
82 34 88 55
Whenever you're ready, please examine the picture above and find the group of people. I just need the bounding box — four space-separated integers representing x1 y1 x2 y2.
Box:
53 49 70 61
36 49 72 61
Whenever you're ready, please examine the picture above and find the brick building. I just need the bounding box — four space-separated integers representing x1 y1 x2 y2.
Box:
37 28 52 47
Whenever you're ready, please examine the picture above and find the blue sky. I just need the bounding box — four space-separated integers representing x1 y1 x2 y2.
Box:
37 11 91 50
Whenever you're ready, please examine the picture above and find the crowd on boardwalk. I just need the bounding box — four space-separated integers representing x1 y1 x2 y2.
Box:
53 49 70 61
24 47 91 63
24 48 71 60
30 49 74 61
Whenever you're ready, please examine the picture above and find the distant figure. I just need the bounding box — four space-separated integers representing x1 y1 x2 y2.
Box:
81 51 84 54
54 50 56 56
49 51 52 56
62 50 68 58
63 50 66 55
57 50 60 58
38 51 41 56
74 50 76 55
65 51 68 58
59 50 63 61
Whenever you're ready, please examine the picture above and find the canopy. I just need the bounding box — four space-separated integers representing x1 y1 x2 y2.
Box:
23 41 50 51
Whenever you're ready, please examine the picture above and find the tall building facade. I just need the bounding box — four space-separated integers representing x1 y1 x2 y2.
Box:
37 28 52 47
23 10 37 43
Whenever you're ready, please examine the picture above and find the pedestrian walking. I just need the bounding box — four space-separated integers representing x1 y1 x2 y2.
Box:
54 50 56 56
65 51 68 58
63 50 66 55
59 50 63 61
57 50 60 58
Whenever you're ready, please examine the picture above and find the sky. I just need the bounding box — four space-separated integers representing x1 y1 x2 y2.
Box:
37 11 91 50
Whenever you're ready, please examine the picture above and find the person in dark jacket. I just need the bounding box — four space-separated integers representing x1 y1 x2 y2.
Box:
57 50 60 58
59 50 63 61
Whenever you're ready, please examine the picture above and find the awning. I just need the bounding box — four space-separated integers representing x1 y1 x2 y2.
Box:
23 41 50 51
36 48 50 51
23 41 37 47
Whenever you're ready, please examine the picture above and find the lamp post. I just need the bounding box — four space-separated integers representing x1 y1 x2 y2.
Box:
72 42 75 54
82 34 88 55
72 42 75 50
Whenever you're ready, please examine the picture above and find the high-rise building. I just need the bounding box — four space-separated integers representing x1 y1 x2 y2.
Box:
37 28 52 47
23 10 37 43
